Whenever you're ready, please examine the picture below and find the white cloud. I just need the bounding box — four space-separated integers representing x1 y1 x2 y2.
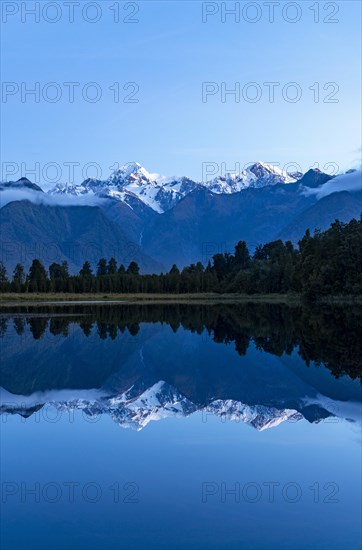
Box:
302 170 362 199
0 188 105 208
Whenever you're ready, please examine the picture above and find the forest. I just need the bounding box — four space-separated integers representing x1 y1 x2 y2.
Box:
0 217 361 299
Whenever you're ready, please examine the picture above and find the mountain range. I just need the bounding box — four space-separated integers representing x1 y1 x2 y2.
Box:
49 161 299 213
1 162 361 272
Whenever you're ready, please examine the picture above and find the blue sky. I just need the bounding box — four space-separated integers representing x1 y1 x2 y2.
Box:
1 0 361 185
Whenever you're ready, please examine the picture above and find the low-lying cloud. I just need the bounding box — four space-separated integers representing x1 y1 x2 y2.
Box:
0 188 105 208
302 170 362 199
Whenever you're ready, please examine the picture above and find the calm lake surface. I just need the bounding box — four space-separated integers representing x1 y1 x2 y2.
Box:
1 303 361 550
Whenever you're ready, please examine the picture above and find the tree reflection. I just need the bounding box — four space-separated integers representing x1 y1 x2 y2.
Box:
1 303 361 382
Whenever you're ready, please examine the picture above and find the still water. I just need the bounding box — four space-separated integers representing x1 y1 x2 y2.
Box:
1 303 361 550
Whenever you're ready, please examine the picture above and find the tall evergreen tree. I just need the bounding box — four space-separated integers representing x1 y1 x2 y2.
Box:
108 257 117 274
12 263 25 292
28 259 48 292
0 262 9 291
234 241 250 269
127 261 140 275
49 261 69 291
80 261 93 277
97 258 107 277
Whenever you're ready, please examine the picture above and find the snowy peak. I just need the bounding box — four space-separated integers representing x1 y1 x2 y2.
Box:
51 182 91 196
207 162 297 194
107 162 159 189
113 161 144 177
104 164 163 212
249 161 296 182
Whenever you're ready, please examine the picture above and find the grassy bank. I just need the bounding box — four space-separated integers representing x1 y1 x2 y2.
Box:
0 292 360 306
0 292 303 305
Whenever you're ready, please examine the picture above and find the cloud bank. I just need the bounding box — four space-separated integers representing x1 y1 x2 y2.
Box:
302 170 362 199
0 188 105 208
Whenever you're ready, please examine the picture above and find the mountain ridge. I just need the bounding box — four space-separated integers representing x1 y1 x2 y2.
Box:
47 161 303 213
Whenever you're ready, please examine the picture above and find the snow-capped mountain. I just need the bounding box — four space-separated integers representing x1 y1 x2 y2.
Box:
50 162 200 213
50 178 103 197
104 163 162 211
207 162 297 194
49 161 298 213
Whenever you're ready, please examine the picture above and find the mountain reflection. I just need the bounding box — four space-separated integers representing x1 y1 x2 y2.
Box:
1 303 361 431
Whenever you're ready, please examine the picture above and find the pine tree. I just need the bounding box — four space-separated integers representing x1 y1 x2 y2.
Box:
170 264 180 275
127 261 140 275
108 257 117 275
49 261 69 292
80 261 93 277
28 259 48 293
12 263 25 292
234 241 250 269
97 258 107 277
0 262 9 291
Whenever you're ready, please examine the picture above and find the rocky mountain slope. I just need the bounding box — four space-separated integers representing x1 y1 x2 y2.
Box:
0 200 161 273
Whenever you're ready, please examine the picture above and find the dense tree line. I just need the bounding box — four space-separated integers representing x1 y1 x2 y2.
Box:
0 218 361 298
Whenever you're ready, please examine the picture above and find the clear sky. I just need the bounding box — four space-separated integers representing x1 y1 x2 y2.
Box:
1 0 361 185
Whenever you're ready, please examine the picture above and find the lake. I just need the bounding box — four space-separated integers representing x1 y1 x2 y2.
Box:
1 302 361 550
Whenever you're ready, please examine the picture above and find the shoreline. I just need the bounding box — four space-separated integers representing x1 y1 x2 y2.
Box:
0 293 360 307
